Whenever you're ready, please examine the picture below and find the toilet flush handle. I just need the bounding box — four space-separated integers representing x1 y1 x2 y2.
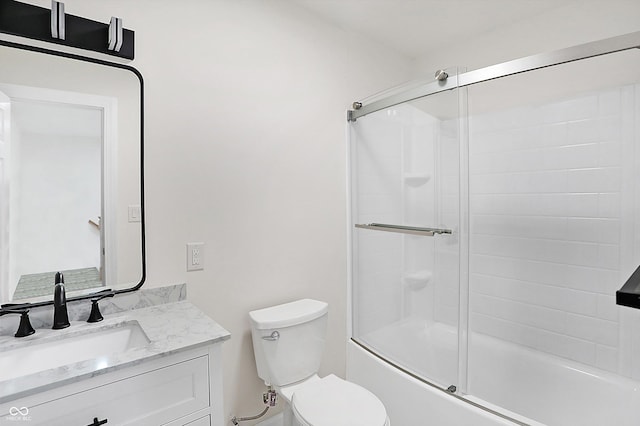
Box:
262 331 280 341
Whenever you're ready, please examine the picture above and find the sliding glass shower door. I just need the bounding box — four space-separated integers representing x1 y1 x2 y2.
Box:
349 32 640 426
464 46 640 426
349 69 465 390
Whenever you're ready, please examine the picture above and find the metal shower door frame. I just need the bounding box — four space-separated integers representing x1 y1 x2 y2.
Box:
348 30 640 122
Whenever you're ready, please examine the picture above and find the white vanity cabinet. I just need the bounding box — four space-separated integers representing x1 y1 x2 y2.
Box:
0 344 224 426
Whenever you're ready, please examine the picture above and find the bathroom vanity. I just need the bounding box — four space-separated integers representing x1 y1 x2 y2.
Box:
0 301 230 426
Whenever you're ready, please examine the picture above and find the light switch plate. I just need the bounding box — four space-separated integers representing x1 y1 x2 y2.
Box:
128 204 141 223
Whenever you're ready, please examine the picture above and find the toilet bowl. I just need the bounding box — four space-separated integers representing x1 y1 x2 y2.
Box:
249 299 390 426
289 374 389 426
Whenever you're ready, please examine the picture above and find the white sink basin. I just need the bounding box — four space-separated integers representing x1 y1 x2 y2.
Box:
0 321 150 382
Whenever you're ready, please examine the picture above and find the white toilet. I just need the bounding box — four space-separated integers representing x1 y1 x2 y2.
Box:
249 299 390 426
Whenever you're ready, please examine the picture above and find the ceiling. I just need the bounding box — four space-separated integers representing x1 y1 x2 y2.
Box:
291 0 575 59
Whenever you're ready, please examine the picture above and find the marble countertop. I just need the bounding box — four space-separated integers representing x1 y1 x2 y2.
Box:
0 301 230 404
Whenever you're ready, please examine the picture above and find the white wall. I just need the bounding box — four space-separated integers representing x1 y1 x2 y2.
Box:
10 128 101 283
41 0 415 422
414 1 640 76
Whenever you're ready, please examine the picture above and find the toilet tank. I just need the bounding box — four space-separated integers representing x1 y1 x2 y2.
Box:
249 299 328 387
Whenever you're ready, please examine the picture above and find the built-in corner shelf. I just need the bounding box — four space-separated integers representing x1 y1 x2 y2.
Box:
403 270 432 291
403 173 431 187
616 265 640 309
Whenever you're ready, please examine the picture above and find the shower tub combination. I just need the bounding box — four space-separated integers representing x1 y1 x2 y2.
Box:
347 31 640 426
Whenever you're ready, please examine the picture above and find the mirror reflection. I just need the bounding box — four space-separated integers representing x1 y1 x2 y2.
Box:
0 43 143 304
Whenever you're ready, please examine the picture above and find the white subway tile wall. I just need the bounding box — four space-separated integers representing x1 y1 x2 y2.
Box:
468 85 638 375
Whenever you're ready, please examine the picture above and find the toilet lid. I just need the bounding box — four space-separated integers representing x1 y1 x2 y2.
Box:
291 375 387 426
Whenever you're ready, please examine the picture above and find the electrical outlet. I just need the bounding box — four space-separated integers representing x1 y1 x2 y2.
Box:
187 242 204 271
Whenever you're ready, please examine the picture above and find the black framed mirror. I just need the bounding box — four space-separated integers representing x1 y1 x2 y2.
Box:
0 39 145 308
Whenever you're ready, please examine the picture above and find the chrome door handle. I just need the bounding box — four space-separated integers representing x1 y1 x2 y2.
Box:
262 331 280 341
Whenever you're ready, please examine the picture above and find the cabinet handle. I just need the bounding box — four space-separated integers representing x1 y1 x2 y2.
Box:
87 417 108 426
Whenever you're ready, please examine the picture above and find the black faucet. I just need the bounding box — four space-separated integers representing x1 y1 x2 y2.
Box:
52 272 70 329
0 307 35 337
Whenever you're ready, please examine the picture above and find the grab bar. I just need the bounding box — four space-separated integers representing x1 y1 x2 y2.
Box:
355 223 452 236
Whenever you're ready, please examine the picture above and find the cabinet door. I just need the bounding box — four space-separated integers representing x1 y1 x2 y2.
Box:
184 415 210 426
23 355 209 425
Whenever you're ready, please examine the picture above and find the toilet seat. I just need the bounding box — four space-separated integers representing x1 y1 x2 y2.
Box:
291 374 388 426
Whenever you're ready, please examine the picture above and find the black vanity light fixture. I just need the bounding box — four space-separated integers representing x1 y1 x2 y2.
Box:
0 0 134 59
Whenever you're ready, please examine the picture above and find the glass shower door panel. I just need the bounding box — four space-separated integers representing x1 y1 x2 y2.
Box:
350 87 461 389
466 49 640 425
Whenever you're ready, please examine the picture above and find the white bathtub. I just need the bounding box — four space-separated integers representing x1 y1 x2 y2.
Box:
347 321 640 426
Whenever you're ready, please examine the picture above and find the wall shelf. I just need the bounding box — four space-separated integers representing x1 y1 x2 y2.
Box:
616 265 640 309
403 173 431 186
403 270 432 290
